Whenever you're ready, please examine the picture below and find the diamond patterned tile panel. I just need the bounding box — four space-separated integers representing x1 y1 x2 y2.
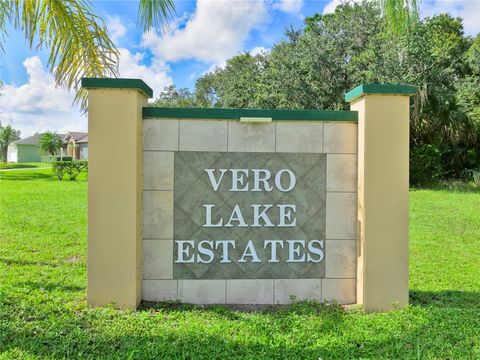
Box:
173 151 326 279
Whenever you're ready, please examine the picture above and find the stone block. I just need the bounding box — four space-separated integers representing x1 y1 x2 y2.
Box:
228 122 275 152
226 279 274 304
324 122 357 154
144 151 174 190
276 122 323 153
326 192 357 239
322 278 356 304
326 154 357 192
179 120 228 151
178 280 226 304
143 240 173 279
143 191 173 239
143 280 177 301
274 279 322 304
144 119 178 151
325 240 357 278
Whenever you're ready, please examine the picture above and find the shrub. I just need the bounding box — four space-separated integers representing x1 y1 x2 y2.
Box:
41 155 59 163
56 156 73 161
52 160 88 181
410 144 444 185
460 169 480 185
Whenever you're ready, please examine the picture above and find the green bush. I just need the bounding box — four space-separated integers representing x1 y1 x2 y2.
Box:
52 160 88 181
410 144 444 185
460 169 480 185
56 156 73 161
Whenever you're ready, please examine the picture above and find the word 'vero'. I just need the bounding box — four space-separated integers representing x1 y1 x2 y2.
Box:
203 168 297 228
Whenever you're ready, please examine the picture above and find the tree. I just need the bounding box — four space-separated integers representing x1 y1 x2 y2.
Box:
306 0 418 34
1 0 174 107
194 2 384 110
38 131 62 156
151 85 197 108
0 123 21 162
194 73 217 107
211 53 268 108
379 0 419 34
190 2 479 181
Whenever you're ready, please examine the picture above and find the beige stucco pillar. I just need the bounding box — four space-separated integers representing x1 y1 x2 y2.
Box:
82 78 153 309
346 84 416 312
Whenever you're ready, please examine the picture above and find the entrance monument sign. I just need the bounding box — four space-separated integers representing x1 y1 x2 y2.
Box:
82 78 415 312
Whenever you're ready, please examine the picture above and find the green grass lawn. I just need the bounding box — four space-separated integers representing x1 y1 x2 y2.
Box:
0 169 479 359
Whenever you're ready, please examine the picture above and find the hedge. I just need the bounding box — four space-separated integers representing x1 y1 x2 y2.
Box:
52 160 88 181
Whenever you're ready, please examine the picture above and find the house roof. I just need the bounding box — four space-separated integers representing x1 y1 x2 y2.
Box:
77 135 88 143
12 133 67 146
12 131 89 147
65 132 88 142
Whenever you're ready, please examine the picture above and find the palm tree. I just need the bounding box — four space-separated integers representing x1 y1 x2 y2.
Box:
0 123 21 162
0 0 174 107
38 131 62 156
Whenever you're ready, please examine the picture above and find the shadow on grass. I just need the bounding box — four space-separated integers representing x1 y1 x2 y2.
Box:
1 297 479 359
138 290 480 314
139 298 349 322
0 172 54 181
1 291 479 359
411 181 480 193
410 290 480 309
0 172 87 182
0 257 60 267
0 164 38 169
15 281 84 293
0 301 353 359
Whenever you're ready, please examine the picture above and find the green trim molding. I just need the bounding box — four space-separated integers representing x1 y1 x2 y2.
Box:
345 84 417 103
81 78 153 98
142 107 358 122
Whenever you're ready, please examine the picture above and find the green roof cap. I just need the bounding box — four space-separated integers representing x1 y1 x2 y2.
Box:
143 107 357 122
81 78 153 98
345 84 417 103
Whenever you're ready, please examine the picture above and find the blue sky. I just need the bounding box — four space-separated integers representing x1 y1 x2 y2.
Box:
1 0 479 137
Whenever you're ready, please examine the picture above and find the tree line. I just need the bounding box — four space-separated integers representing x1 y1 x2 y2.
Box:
152 2 480 184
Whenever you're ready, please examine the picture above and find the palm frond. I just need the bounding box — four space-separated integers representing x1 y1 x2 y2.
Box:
3 1 174 109
138 0 175 34
7 0 119 109
0 1 11 53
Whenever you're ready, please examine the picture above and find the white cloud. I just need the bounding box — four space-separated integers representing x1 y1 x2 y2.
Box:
117 48 172 97
421 0 480 35
0 56 85 137
322 0 343 14
273 0 304 14
106 15 127 44
204 62 223 75
0 51 172 138
249 46 270 56
322 0 363 15
142 0 269 65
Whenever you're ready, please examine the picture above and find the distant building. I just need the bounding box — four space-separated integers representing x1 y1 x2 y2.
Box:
7 132 88 162
63 132 88 160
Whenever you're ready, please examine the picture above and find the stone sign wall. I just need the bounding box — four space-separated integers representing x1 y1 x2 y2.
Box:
83 78 413 312
142 119 357 304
